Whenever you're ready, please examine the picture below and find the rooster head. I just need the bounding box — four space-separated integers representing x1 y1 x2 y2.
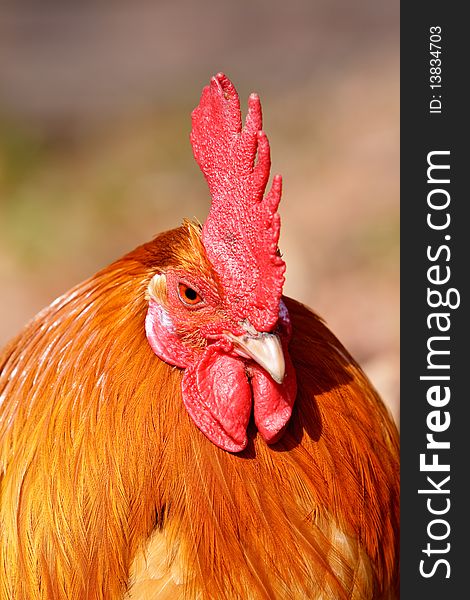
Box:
145 73 297 452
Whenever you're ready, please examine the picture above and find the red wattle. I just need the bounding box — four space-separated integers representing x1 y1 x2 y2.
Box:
181 345 252 452
251 344 297 444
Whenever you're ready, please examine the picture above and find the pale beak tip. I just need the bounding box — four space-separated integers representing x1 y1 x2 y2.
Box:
271 371 285 385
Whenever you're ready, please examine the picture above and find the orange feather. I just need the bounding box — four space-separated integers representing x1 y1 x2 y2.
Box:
0 222 399 599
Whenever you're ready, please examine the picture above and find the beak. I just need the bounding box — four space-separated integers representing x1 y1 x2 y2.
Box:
225 330 286 384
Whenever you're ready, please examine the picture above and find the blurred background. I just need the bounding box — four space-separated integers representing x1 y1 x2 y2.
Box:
0 0 399 424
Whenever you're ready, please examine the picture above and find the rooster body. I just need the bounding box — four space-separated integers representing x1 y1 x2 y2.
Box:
0 75 399 599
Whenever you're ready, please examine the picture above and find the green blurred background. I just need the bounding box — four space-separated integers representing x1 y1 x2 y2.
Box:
0 0 399 423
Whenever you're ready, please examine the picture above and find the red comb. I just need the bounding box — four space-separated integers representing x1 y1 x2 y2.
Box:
191 73 285 332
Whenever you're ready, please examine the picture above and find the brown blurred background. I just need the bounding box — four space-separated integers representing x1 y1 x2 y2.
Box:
0 0 399 424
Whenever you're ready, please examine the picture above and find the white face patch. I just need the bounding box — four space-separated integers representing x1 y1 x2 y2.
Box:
154 302 174 332
145 275 193 369
146 273 175 334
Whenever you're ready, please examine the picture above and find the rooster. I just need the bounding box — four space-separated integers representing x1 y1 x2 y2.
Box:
0 73 399 600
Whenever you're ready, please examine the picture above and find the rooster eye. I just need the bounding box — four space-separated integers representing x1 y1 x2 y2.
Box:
178 283 203 306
